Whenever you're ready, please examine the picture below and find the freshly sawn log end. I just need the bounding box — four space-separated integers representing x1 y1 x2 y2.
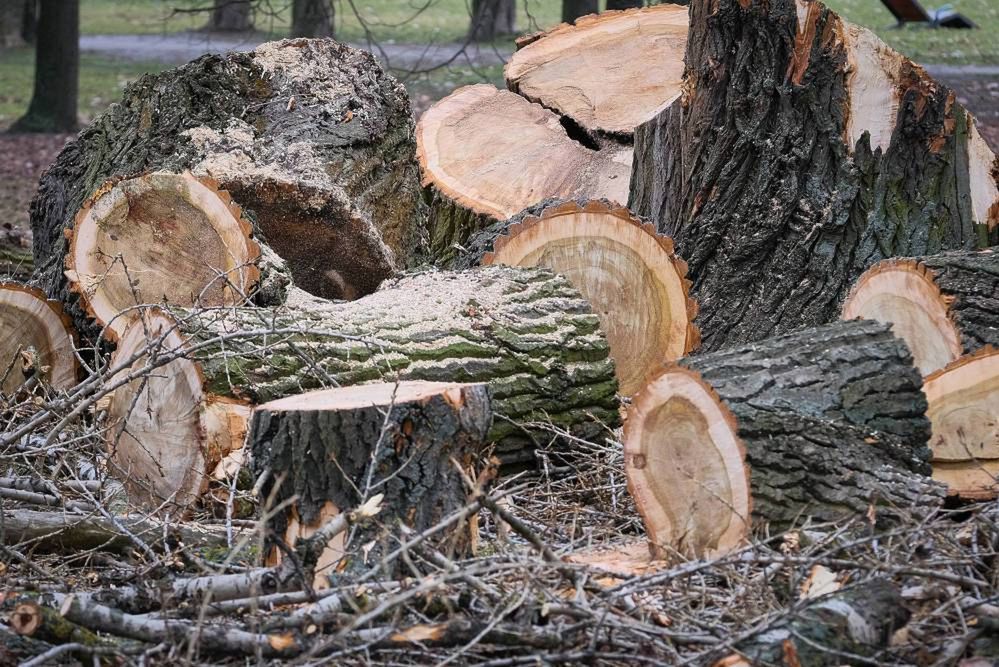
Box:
67 172 260 340
470 199 698 394
0 282 77 393
505 4 688 137
924 346 999 499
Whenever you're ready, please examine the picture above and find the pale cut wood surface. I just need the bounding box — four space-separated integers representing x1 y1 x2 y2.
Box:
0 283 77 393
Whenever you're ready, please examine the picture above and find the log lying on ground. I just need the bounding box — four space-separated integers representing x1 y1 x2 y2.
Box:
446 199 698 394
0 283 76 393
32 38 426 337
630 0 999 352
107 266 619 511
624 319 942 558
505 5 687 138
250 381 491 581
66 172 260 340
416 84 632 265
923 347 999 499
842 249 999 375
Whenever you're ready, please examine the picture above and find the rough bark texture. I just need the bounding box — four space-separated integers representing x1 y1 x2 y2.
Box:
147 267 620 461
208 0 253 31
681 319 939 529
630 0 999 352
916 250 999 354
31 39 426 338
291 0 333 38
250 383 491 574
562 0 598 23
468 0 516 41
11 0 78 133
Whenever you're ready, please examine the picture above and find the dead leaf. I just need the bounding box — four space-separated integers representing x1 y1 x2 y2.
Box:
390 623 445 642
800 565 841 599
267 633 296 651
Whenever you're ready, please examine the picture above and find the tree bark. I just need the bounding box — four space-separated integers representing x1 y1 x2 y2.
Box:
10 0 78 133
31 40 425 340
562 0 598 23
208 0 253 31
843 249 999 375
606 0 643 9
0 0 26 47
250 382 491 578
107 266 619 510
291 0 333 38
468 0 516 41
629 0 999 352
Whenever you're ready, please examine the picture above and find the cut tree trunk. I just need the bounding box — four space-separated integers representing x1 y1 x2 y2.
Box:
250 381 490 581
444 198 699 394
31 39 425 339
10 0 78 133
106 266 619 511
505 4 687 139
923 347 999 500
842 249 999 376
623 319 941 558
208 0 253 31
290 0 333 38
630 0 999 352
10 600 104 648
561 0 598 23
468 0 516 41
0 283 77 393
66 172 261 341
417 84 631 265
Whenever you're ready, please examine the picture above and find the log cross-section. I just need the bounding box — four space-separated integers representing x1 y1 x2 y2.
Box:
0 282 77 393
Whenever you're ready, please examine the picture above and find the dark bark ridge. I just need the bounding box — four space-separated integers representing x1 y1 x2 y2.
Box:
630 0 998 351
920 250 999 354
31 39 426 338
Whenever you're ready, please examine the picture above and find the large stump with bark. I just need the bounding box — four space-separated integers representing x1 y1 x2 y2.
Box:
842 249 999 375
250 381 491 581
32 39 426 339
106 266 619 511
445 199 699 394
623 319 942 558
0 283 77 393
630 0 999 352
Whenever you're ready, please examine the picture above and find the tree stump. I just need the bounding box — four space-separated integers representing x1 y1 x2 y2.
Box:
32 39 426 338
446 199 698 394
924 347 999 499
505 4 688 139
0 283 76 393
66 172 260 340
416 84 631 265
842 249 999 375
630 0 999 352
250 381 491 582
623 319 942 558
106 266 619 511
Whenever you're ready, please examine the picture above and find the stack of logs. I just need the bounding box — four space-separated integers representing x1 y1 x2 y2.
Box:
3 0 998 595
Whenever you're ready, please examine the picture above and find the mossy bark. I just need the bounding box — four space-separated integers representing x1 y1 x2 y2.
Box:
426 186 498 267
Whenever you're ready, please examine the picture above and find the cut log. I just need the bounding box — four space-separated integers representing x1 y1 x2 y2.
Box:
924 347 999 499
505 5 688 138
0 282 76 393
10 600 103 648
623 319 942 558
250 381 490 581
842 249 999 375
416 84 632 265
447 199 698 395
66 172 260 340
31 39 426 338
106 266 619 511
630 0 999 352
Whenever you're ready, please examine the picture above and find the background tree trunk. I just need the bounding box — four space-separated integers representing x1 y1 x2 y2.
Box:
562 0 598 23
468 0 516 42
0 0 26 47
291 0 333 38
606 0 643 9
208 0 253 32
10 0 77 133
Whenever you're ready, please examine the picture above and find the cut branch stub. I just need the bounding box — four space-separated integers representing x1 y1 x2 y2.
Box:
842 250 999 375
67 172 260 340
924 347 999 499
0 282 77 393
478 200 698 395
624 319 942 559
505 5 688 138
250 381 491 582
417 84 632 264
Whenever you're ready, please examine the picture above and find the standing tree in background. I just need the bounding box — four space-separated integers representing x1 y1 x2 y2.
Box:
207 0 253 31
606 0 644 9
291 0 333 37
562 0 598 23
0 0 35 47
11 0 77 133
468 0 516 41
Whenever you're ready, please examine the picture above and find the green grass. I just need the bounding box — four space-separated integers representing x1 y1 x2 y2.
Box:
821 0 998 64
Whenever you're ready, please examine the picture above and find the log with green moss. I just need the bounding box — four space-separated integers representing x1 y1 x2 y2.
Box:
106 266 620 511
